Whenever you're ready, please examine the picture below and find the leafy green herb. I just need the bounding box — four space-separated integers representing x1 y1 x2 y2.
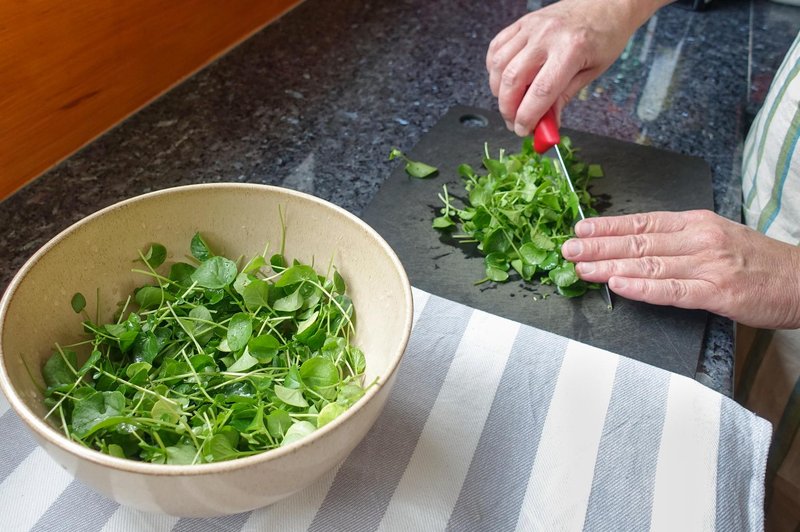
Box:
70 293 86 314
40 234 367 464
389 148 438 179
434 137 602 298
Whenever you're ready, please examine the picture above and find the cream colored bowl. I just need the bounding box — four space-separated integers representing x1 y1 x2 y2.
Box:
0 183 413 517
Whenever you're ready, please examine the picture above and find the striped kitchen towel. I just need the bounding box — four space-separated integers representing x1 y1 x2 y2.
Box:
0 288 770 532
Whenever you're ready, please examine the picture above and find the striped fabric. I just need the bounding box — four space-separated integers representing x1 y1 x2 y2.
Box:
2 288 770 532
735 28 800 530
742 30 800 243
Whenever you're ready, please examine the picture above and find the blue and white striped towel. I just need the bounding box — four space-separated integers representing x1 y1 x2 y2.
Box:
0 288 770 531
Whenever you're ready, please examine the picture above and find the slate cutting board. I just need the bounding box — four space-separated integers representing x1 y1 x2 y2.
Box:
363 106 713 377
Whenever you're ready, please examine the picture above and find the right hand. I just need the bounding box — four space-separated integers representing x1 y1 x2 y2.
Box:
486 0 664 136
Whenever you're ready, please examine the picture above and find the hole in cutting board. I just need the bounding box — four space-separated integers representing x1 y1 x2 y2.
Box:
459 114 488 128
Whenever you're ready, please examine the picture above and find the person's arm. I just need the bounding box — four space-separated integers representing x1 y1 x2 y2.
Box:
487 0 674 136
560 210 800 329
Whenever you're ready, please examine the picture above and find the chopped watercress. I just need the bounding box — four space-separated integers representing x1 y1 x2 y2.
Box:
389 148 438 179
434 136 602 297
41 232 368 464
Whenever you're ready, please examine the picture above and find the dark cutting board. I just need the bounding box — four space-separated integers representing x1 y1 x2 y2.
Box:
363 106 713 377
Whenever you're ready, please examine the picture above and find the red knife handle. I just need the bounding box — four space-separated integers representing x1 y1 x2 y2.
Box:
533 108 560 154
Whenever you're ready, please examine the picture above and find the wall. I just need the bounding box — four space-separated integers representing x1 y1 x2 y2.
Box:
0 0 300 200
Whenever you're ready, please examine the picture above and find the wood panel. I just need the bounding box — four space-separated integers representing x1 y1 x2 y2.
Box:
0 0 301 200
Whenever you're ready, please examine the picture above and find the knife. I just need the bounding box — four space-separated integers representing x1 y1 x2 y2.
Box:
533 108 613 310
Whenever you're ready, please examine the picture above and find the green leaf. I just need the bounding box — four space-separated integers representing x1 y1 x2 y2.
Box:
432 215 455 229
482 228 510 254
243 255 267 274
190 232 213 261
300 357 339 394
274 288 303 312
227 350 259 373
281 421 316 446
226 313 252 352
404 160 438 179
557 282 589 298
270 254 287 272
142 243 167 268
233 272 253 295
317 402 347 428
347 347 366 375
266 409 293 439
275 264 318 288
337 382 365 407
274 384 308 408
333 270 346 294
389 148 438 178
540 251 559 271
486 266 509 282
549 262 579 287
248 334 280 363
70 293 86 314
168 262 196 286
165 443 197 465
78 350 101 377
519 243 547 266
191 256 238 289
134 286 164 309
151 398 181 424
72 390 125 437
204 430 239 462
588 164 604 178
284 366 303 389
125 361 151 385
43 350 77 387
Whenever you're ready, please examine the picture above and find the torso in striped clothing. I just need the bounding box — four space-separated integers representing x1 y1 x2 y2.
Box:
742 30 800 244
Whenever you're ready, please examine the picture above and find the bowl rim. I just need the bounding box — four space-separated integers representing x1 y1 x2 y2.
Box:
0 182 413 476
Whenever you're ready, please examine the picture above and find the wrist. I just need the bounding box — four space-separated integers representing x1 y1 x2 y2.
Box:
614 0 675 31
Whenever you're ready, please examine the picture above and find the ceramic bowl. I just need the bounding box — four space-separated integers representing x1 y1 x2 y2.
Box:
0 183 413 517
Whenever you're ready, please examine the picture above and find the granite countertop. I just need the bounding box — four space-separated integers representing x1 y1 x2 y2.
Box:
1 0 799 397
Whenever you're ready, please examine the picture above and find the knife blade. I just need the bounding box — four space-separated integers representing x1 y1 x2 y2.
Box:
534 108 613 310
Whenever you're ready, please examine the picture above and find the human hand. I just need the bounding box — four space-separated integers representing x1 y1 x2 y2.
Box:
560 210 800 329
486 0 668 136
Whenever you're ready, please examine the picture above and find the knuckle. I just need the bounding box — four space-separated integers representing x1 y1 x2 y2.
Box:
640 256 665 278
501 65 523 88
628 234 650 257
529 77 554 98
631 213 654 234
490 53 506 71
667 279 690 302
697 225 728 250
568 27 591 53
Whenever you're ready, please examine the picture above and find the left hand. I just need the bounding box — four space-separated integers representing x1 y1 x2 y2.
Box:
560 210 800 329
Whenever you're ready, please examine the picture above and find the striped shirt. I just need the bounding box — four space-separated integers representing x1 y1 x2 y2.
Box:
742 31 800 243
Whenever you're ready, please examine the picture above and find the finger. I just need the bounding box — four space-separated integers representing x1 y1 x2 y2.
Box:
561 232 702 262
496 44 547 126
487 27 525 96
607 276 715 311
512 50 583 135
574 211 709 238
574 256 702 283
487 20 521 63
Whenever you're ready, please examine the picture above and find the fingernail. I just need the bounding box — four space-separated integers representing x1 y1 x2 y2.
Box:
609 277 627 289
514 123 530 137
563 239 582 257
505 120 514 131
575 220 594 237
576 262 594 275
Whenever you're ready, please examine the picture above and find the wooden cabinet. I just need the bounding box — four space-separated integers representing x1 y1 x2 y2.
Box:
0 0 300 200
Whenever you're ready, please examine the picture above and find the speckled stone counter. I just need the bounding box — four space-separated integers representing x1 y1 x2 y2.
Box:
2 0 799 396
